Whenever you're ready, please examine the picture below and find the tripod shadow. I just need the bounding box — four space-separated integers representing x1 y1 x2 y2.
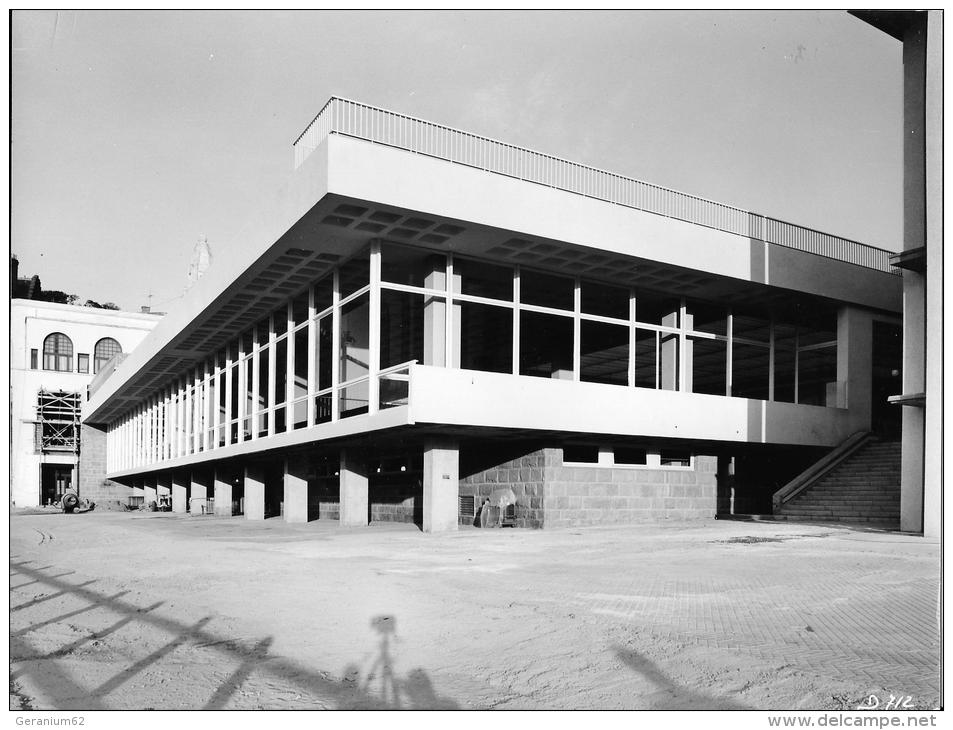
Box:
342 614 458 710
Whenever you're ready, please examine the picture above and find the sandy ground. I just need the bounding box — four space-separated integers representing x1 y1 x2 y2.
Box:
9 511 941 711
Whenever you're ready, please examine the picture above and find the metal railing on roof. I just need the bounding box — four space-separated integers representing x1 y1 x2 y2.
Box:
293 97 897 275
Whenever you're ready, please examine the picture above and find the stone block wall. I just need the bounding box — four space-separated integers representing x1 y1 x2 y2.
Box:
544 452 718 528
78 424 134 504
369 475 421 524
459 447 553 528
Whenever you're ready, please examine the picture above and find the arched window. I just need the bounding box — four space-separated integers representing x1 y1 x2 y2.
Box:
93 337 122 374
42 333 74 372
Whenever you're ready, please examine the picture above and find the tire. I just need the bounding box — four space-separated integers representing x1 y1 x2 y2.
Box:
61 490 79 513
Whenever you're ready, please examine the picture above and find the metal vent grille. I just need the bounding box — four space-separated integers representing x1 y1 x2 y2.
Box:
459 495 475 518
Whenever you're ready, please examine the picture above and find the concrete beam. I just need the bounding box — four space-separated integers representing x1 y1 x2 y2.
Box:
339 449 368 527
423 437 459 533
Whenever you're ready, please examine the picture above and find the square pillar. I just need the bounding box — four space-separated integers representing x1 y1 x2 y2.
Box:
190 472 209 515
171 472 188 514
836 306 874 430
423 437 459 533
244 465 265 521
214 468 234 517
339 449 368 527
660 311 679 391
284 457 309 523
144 476 157 508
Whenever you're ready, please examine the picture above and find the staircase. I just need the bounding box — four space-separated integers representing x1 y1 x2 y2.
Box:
775 438 901 527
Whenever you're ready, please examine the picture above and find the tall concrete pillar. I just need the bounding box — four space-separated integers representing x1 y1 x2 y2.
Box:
660 310 679 391
423 437 458 533
836 306 874 430
190 471 209 515
171 472 188 514
144 476 157 507
244 465 265 520
213 468 234 517
339 449 368 527
284 457 309 523
423 267 461 367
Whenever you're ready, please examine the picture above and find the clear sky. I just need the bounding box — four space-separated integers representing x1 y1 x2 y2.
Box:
11 10 902 313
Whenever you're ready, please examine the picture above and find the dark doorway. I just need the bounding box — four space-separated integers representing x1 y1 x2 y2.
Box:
40 464 73 505
871 321 902 437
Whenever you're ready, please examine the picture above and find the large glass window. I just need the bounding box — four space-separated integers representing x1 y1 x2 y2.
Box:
582 282 629 319
460 301 512 374
733 343 770 400
274 338 287 432
314 276 333 314
339 250 370 299
293 328 308 430
292 291 309 326
580 321 628 385
257 347 269 437
519 311 573 379
773 325 797 404
453 258 513 301
93 337 122 373
382 244 446 289
340 294 370 382
380 289 428 369
733 311 770 343
634 329 659 389
43 333 73 372
797 346 837 406
690 336 727 395
316 315 332 391
520 269 574 311
340 380 369 418
686 300 727 336
636 293 680 328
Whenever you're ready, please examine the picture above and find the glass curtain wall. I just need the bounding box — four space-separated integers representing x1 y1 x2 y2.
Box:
106 240 842 471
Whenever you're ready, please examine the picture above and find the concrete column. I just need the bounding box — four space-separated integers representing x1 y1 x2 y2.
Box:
213 468 234 517
836 306 874 431
922 11 942 539
284 457 309 523
423 266 461 367
660 310 679 391
423 437 458 533
339 449 368 527
190 471 209 515
144 476 157 507
171 472 188 514
244 465 265 520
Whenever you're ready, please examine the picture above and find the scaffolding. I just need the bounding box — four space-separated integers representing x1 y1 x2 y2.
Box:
36 390 81 453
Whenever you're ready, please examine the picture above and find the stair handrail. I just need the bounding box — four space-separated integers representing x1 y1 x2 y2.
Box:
772 431 876 512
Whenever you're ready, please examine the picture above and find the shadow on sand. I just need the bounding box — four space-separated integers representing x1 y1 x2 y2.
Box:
10 560 457 710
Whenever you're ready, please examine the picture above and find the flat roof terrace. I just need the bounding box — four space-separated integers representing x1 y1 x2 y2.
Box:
295 97 897 275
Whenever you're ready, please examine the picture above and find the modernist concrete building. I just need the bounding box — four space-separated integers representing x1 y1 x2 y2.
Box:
11 299 161 507
82 97 906 532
